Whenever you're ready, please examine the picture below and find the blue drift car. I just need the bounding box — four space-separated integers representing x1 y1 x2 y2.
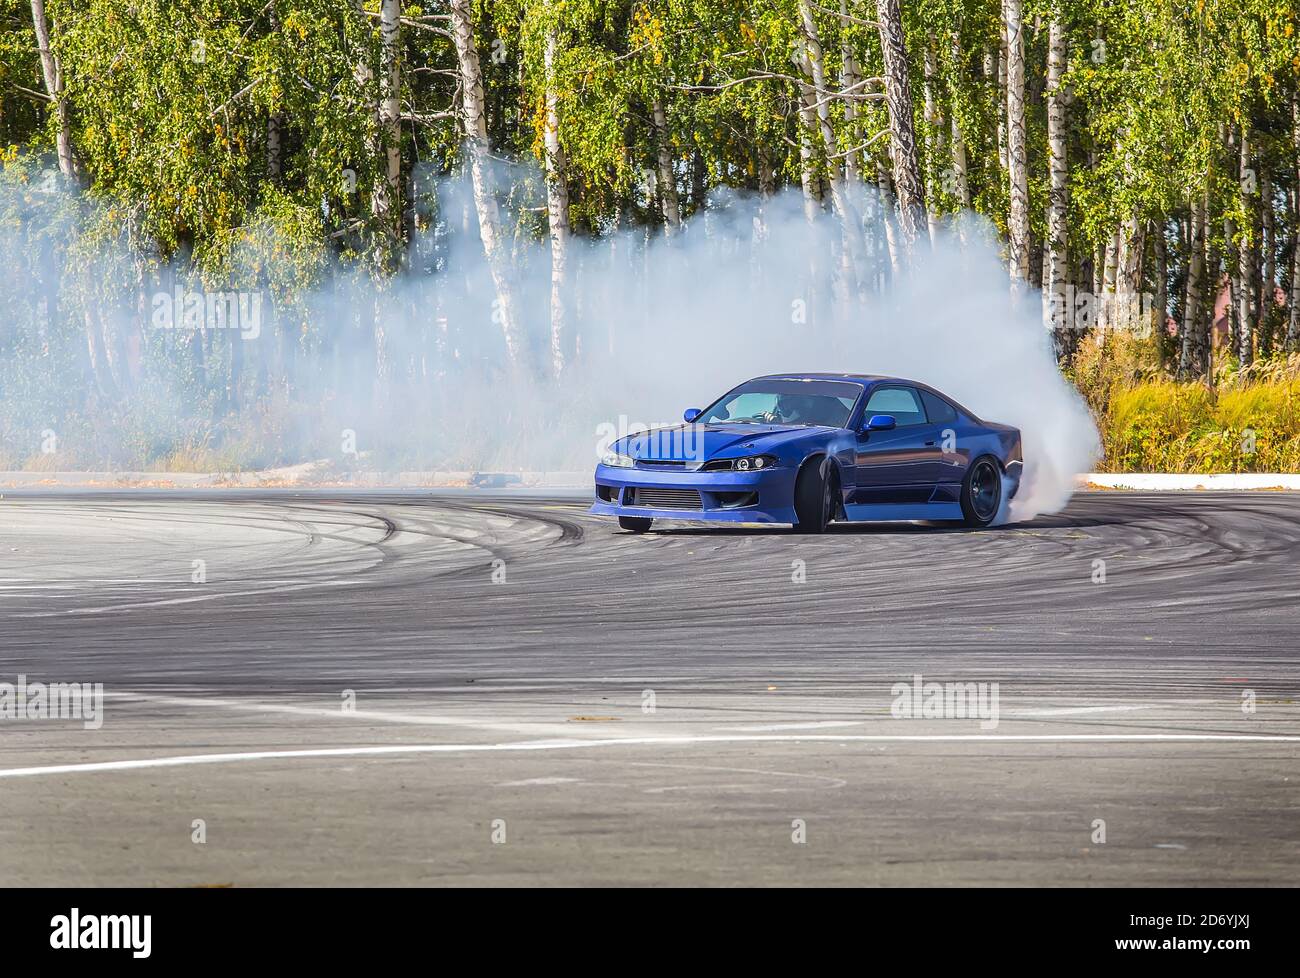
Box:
592 374 1022 533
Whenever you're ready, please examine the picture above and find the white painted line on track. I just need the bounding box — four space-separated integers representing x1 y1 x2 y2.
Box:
2 733 1298 780
103 691 590 738
9 576 368 618
717 720 867 732
471 676 701 684
716 700 1223 728
1011 704 1162 717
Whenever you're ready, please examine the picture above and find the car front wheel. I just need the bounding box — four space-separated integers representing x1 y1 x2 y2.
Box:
793 458 837 534
618 516 653 533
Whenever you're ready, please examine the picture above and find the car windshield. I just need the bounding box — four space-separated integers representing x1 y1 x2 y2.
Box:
695 379 861 428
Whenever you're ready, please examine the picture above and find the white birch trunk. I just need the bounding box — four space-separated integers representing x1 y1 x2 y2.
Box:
1154 220 1168 341
995 41 1008 173
922 38 942 242
1290 100 1300 351
450 0 525 365
792 67 824 224
1045 16 1068 338
1237 128 1253 365
1003 0 1030 286
30 0 78 183
875 0 926 252
949 114 970 208
374 0 402 259
798 1 864 293
543 23 570 379
1100 231 1118 332
1260 168 1273 336
840 0 861 184
877 166 901 278
1179 196 1207 378
1117 216 1145 331
650 99 682 234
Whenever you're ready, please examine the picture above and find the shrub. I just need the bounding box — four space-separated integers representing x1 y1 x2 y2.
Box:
1087 346 1300 473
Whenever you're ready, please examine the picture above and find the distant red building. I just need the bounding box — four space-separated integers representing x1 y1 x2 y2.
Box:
1208 277 1286 347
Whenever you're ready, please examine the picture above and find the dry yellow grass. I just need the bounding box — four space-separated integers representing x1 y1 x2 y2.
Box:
1074 338 1300 473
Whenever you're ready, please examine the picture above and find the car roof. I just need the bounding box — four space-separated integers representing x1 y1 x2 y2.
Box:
747 373 984 422
752 372 919 387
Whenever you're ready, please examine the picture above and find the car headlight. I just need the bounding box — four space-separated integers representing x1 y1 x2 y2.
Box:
601 452 635 468
702 454 779 472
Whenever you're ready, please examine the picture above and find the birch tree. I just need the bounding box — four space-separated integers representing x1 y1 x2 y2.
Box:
839 0 863 184
794 80 824 223
1259 167 1272 341
946 33 971 212
1237 128 1254 366
650 99 682 233
450 0 526 366
1290 99 1300 351
796 0 864 291
373 0 403 269
542 16 570 378
1002 0 1029 287
921 37 942 242
29 0 79 183
1179 194 1207 379
1045 12 1068 339
875 0 926 252
1116 217 1144 331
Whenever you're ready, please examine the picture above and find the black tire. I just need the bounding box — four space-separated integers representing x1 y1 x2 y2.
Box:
618 516 653 533
793 457 838 533
960 455 1003 528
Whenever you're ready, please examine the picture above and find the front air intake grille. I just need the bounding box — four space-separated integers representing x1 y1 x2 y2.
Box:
715 490 759 509
630 487 703 510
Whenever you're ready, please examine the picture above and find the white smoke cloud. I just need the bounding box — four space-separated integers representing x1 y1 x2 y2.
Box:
0 166 1098 521
546 188 1099 521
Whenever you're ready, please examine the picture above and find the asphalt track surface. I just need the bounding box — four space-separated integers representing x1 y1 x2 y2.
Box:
0 489 1297 886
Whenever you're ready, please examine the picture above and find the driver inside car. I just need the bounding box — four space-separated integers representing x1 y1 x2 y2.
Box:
764 393 822 425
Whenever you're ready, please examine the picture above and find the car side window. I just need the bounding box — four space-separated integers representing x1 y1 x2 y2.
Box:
863 386 927 427
919 390 957 425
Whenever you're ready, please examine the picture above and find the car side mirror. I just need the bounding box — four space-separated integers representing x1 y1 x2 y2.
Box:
862 414 896 432
683 408 701 423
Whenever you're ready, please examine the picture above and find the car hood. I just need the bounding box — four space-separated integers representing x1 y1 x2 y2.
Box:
614 423 826 463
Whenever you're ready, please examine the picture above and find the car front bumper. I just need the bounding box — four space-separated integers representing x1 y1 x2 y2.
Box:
589 463 798 524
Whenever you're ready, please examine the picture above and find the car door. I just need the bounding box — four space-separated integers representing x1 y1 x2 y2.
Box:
852 385 942 504
917 387 964 491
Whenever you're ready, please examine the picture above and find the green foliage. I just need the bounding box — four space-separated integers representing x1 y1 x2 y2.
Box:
0 0 1298 470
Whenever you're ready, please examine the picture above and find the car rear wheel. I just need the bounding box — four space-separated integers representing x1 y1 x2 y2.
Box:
793 458 838 533
960 456 1002 528
618 516 653 533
